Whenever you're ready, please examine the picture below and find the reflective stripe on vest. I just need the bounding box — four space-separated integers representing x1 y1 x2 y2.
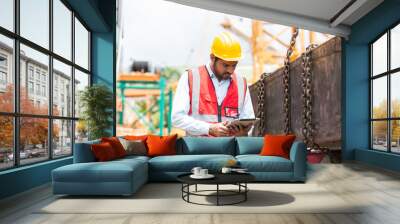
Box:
188 65 247 123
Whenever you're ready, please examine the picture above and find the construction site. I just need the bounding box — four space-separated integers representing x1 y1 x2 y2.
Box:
116 0 340 162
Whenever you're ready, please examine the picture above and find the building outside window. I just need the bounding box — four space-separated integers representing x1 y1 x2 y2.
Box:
35 70 40 81
0 54 7 89
41 73 46 83
28 81 34 94
370 23 400 154
28 66 34 80
0 0 91 170
0 71 6 84
42 85 46 97
36 83 40 95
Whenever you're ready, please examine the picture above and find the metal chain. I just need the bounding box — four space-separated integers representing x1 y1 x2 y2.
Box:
283 28 298 134
301 44 319 150
256 73 269 135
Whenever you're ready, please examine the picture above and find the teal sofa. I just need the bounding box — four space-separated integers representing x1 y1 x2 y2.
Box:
52 137 306 196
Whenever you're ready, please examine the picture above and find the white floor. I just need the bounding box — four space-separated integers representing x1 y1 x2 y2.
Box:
1 163 400 224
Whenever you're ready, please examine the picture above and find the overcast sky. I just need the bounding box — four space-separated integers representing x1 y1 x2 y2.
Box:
119 0 256 71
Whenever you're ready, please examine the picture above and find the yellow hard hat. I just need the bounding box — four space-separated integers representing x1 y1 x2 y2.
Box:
211 32 242 61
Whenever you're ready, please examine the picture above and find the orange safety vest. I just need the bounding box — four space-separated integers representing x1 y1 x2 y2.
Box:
188 65 247 123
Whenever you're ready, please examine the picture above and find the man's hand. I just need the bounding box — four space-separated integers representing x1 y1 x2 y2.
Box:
209 122 230 137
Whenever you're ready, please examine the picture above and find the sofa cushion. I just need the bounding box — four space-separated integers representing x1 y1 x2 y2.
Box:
114 155 150 164
148 154 235 172
73 139 100 163
236 155 293 172
260 134 296 159
53 157 148 183
119 138 147 156
235 137 264 155
101 137 127 158
147 134 178 157
177 137 235 155
91 142 118 161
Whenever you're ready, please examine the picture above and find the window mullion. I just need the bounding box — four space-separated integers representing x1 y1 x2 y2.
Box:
49 0 54 160
388 30 391 152
13 0 20 167
71 10 76 155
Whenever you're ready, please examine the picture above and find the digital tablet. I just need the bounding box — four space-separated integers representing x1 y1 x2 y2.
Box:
226 118 259 128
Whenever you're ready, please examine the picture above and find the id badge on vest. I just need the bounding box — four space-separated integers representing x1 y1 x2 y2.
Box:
224 107 239 118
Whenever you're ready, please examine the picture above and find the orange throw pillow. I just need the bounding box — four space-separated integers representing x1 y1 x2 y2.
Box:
146 134 177 157
260 134 296 159
101 137 127 158
124 135 148 142
91 142 117 162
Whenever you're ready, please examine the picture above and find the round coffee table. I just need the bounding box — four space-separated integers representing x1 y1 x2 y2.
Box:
177 172 255 206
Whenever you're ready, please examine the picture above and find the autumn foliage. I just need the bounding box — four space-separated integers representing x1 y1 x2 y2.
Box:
372 99 400 142
0 84 60 151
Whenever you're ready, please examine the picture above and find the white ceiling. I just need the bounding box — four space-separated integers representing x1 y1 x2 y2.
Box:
165 0 384 37
226 0 352 22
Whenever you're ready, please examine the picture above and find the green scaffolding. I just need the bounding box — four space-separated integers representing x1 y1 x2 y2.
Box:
117 77 173 136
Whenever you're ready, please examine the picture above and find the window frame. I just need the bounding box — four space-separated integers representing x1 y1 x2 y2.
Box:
370 20 400 154
0 0 92 171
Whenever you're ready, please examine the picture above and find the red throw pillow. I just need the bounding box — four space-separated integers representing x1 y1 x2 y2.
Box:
101 137 126 158
146 134 177 157
91 142 117 161
260 134 296 159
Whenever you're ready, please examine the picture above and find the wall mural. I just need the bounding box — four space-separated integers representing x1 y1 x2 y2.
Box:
250 37 342 163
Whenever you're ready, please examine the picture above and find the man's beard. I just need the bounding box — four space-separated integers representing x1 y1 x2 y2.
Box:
212 62 231 80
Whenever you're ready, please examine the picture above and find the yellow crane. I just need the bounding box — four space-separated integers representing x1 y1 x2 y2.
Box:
221 19 331 83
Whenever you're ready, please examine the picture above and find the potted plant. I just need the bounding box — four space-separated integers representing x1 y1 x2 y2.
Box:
79 84 113 140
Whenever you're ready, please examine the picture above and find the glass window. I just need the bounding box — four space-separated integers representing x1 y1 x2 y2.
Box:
74 18 89 70
28 67 34 80
0 0 92 170
20 0 49 49
74 69 89 118
20 44 49 115
391 24 400 70
36 83 40 95
53 59 72 117
53 119 72 157
0 0 14 31
28 81 34 94
0 54 7 67
53 0 72 60
0 71 7 84
75 120 88 143
42 85 46 96
0 34 13 113
372 33 387 76
371 24 400 154
372 76 387 119
19 117 49 165
0 116 14 170
372 121 388 151
391 120 400 153
391 72 400 118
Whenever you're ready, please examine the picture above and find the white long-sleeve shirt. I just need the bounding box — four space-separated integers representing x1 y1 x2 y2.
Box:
171 63 255 136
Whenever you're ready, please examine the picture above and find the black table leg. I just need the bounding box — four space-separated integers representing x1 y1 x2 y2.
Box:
187 184 190 202
195 184 197 192
216 184 219 206
245 183 247 201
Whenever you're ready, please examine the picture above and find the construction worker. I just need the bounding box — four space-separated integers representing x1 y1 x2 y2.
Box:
172 32 255 137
